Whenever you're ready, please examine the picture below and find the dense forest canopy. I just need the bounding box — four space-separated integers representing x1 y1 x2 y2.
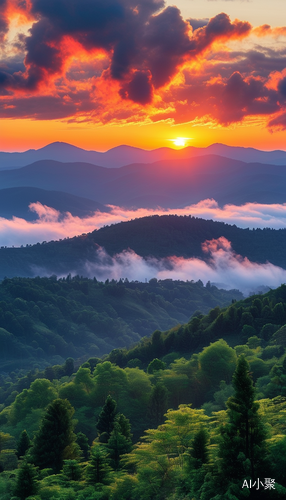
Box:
1 284 286 498
0 275 242 374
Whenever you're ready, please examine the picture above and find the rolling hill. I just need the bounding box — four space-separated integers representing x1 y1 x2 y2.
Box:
0 215 285 279
0 155 285 208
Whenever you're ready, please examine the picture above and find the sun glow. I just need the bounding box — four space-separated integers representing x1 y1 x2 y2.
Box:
171 137 190 148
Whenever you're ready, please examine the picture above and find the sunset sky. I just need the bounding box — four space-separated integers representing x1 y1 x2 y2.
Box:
1 0 286 151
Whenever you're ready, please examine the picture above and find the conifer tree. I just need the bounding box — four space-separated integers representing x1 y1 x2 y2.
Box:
107 420 132 470
97 395 117 442
17 430 31 458
62 459 82 481
31 398 78 473
77 431 90 461
14 461 38 500
219 356 268 484
190 427 209 469
86 443 111 485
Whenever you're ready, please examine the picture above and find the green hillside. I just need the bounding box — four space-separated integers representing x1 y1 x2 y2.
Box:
0 275 242 373
1 285 286 498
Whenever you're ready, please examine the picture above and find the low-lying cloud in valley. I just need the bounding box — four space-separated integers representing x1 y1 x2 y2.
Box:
1 199 286 248
1 199 286 295
32 237 286 296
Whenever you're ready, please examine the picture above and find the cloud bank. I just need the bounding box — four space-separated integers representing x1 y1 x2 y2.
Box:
1 199 286 248
33 237 286 296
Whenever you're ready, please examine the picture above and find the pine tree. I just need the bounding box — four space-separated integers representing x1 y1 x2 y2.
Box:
190 427 209 469
62 459 82 481
14 461 38 500
77 431 90 461
86 443 111 485
107 420 132 470
97 395 117 442
31 398 78 473
219 356 268 484
148 382 168 427
17 430 31 458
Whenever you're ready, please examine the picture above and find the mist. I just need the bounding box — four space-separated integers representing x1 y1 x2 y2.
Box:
1 199 286 248
32 237 286 296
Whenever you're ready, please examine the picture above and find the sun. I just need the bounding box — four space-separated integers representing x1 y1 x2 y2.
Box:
171 137 190 148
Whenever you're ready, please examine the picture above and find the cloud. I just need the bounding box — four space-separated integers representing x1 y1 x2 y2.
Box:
33 238 286 296
1 199 286 249
1 3 286 130
0 0 8 43
2 1 272 127
1 201 286 294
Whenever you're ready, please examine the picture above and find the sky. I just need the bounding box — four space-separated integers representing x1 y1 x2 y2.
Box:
1 0 286 151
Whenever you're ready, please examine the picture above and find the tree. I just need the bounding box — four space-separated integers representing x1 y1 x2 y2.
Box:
62 459 82 481
32 398 78 473
17 430 31 458
219 356 268 485
14 461 38 500
77 431 90 461
148 382 168 427
96 395 117 442
85 443 111 485
190 427 209 469
147 358 166 374
107 420 132 470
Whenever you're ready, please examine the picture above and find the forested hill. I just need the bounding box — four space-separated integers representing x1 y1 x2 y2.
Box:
1 284 286 500
1 215 286 278
0 275 242 373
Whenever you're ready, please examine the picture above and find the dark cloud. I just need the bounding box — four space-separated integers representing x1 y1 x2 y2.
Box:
119 70 153 104
143 6 191 88
220 72 279 122
1 0 286 127
268 112 286 130
278 77 286 98
191 12 251 53
0 90 94 119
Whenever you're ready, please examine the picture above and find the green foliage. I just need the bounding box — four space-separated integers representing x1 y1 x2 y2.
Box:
14 461 38 500
16 430 31 458
62 459 82 481
147 358 166 374
32 398 78 473
0 274 243 374
107 421 132 469
219 356 268 485
85 443 112 485
76 431 90 461
199 339 237 385
96 395 117 443
190 427 209 468
148 383 169 427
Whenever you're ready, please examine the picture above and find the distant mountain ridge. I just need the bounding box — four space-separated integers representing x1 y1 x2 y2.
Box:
0 155 285 208
1 141 286 169
0 187 108 220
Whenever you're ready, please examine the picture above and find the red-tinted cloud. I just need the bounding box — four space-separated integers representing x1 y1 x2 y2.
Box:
1 0 286 129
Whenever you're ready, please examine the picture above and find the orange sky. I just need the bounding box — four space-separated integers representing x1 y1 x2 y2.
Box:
1 0 286 152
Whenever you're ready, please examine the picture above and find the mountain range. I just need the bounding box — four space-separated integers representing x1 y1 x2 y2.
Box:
1 141 286 169
0 155 285 213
